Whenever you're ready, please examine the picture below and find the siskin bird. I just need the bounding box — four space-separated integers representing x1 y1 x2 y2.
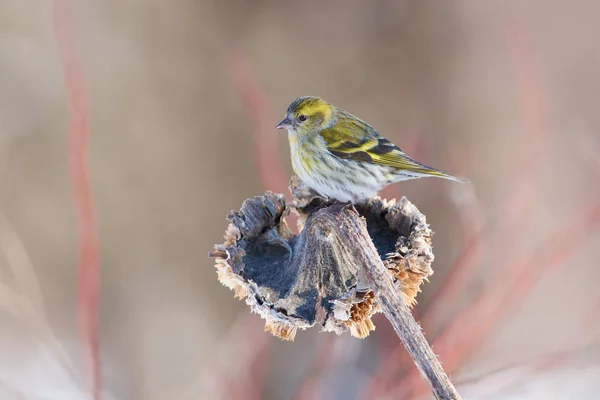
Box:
276 96 466 202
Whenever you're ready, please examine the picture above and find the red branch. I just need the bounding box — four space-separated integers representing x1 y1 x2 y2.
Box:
226 49 292 398
393 203 600 399
293 335 337 400
425 11 550 327
227 49 289 194
53 2 101 399
363 13 551 397
225 314 271 400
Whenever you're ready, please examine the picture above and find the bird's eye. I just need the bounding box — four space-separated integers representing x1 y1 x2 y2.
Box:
298 114 307 122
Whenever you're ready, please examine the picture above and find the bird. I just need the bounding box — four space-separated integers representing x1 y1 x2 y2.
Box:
275 96 466 202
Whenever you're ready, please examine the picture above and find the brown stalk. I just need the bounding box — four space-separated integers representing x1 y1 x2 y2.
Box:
320 202 461 400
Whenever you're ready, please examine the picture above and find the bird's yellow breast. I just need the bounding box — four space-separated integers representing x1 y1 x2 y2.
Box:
288 132 318 179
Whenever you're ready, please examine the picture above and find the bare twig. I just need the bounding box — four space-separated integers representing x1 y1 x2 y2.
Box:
318 204 461 400
376 282 461 400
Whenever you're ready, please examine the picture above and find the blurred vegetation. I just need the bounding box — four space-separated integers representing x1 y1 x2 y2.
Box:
1 1 600 399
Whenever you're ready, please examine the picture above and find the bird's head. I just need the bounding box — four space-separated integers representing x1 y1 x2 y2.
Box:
276 96 334 136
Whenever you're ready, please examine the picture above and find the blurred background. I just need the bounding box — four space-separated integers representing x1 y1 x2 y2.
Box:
1 1 600 399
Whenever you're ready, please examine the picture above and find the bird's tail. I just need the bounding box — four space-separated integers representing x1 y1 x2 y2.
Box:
395 162 468 183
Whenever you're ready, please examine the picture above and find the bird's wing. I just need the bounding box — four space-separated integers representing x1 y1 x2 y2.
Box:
321 123 451 178
319 114 390 162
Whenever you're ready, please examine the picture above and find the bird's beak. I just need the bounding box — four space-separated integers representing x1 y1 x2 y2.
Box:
275 118 292 130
